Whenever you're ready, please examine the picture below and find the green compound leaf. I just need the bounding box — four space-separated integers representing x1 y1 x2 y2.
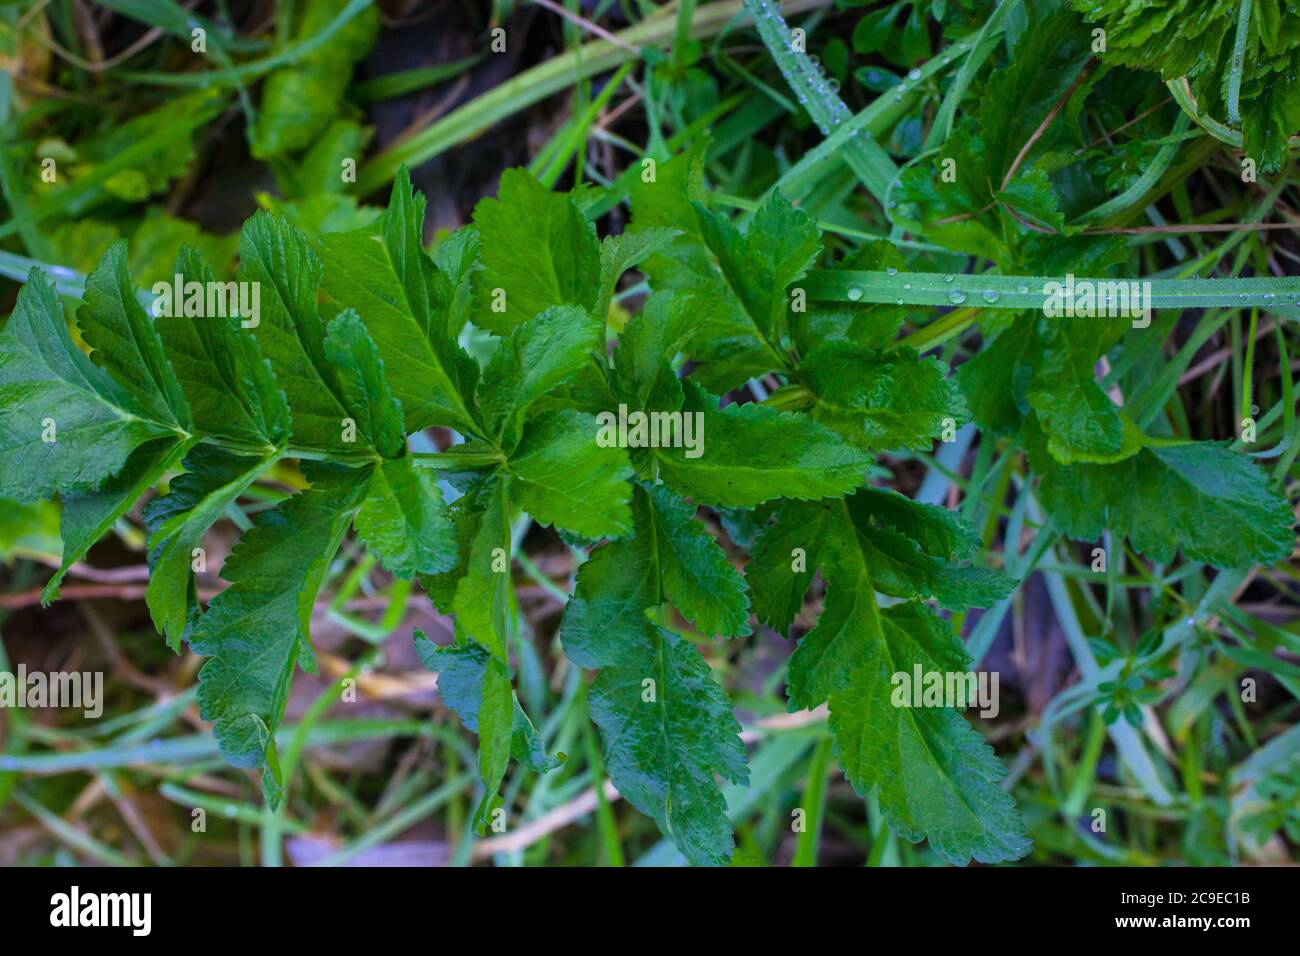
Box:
415 630 559 774
753 498 1027 864
144 445 277 650
471 169 601 334
156 246 290 448
506 409 634 540
797 342 967 451
79 240 191 430
652 381 871 508
191 463 368 801
0 268 174 502
1032 429 1296 568
560 484 749 864
320 168 481 435
829 602 1032 866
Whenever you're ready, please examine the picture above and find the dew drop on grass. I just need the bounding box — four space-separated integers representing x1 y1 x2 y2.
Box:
1017 283 1030 295
948 289 967 305
944 274 955 283
982 289 999 304
886 266 898 276
907 68 922 81
847 286 864 301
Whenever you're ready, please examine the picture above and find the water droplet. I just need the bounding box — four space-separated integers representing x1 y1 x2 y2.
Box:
907 68 922 81
903 283 912 290
896 298 905 305
944 274 955 283
847 286 864 301
982 289 999 304
1017 283 1029 295
886 267 898 276
948 289 967 305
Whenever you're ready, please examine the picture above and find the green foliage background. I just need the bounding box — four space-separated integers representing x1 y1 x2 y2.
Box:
0 0 1297 868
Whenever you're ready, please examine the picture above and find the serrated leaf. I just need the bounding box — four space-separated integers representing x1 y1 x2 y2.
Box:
596 227 678 320
421 477 513 665
799 342 966 450
559 508 748 866
471 169 601 333
1035 435 1296 568
610 290 695 415
506 409 633 539
415 630 560 779
321 310 406 458
191 463 368 794
431 224 481 336
237 213 355 451
643 483 750 638
79 241 191 429
0 269 174 502
43 436 193 604
354 457 456 578
652 381 870 508
320 169 481 435
1025 317 1126 460
143 444 276 650
745 499 838 633
584 624 747 866
693 190 821 342
828 601 1032 865
156 246 290 448
749 490 1028 861
479 304 603 448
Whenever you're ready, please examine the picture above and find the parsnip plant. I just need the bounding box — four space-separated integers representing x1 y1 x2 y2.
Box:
2 0 1297 869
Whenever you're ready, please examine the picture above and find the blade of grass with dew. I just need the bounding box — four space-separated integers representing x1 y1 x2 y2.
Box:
802 269 1300 313
741 0 898 202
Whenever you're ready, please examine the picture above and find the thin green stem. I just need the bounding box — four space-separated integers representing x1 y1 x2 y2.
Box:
355 0 833 194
